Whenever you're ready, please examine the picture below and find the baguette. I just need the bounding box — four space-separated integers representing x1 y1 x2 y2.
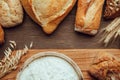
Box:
0 25 4 44
0 0 23 28
21 0 76 34
75 0 105 35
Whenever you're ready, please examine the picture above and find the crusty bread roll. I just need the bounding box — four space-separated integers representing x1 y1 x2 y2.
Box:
88 52 120 80
0 0 23 28
21 0 76 34
75 0 105 35
104 0 120 19
0 25 4 44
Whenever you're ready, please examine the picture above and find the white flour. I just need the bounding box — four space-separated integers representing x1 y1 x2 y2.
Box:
19 56 79 80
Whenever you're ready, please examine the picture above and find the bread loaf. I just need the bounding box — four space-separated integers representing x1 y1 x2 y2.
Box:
0 25 4 44
0 0 23 28
21 0 76 34
88 52 120 80
104 0 120 19
75 0 105 35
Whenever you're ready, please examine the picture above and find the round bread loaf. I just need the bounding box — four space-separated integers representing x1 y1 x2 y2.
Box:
104 0 120 19
0 0 23 28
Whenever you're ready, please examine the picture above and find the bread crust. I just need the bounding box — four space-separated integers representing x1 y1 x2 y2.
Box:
21 0 76 34
75 0 105 35
0 25 4 44
20 0 40 26
0 0 23 28
104 0 120 19
88 52 120 80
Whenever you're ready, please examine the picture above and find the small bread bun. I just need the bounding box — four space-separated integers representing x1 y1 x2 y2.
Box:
0 0 23 28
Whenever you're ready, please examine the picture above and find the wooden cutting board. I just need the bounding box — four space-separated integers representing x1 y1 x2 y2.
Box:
1 49 120 80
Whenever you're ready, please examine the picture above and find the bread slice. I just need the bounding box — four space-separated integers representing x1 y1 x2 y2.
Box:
104 0 120 19
0 25 4 44
21 0 76 34
0 0 23 28
75 0 105 35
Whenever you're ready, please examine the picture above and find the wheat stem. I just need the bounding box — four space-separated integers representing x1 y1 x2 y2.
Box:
100 17 120 46
0 41 33 78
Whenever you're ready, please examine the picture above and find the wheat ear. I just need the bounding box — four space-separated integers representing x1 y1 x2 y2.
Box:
0 41 33 78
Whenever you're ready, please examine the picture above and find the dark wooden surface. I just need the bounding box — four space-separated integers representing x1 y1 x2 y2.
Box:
0 4 120 58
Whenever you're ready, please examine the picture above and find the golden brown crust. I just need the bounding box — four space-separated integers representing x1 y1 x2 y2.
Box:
0 25 4 44
43 0 76 34
21 0 76 34
75 0 89 29
88 52 120 80
20 0 41 25
75 0 104 35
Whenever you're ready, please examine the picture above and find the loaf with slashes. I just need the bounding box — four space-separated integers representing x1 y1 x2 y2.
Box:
75 0 105 35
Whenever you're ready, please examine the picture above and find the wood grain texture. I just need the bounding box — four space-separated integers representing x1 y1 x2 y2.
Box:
0 4 120 58
1 49 120 80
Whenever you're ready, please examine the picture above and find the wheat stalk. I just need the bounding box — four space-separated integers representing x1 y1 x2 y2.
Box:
100 17 120 47
0 41 33 78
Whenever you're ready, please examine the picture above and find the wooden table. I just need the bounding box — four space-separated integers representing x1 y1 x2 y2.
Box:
0 4 119 58
1 49 120 80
